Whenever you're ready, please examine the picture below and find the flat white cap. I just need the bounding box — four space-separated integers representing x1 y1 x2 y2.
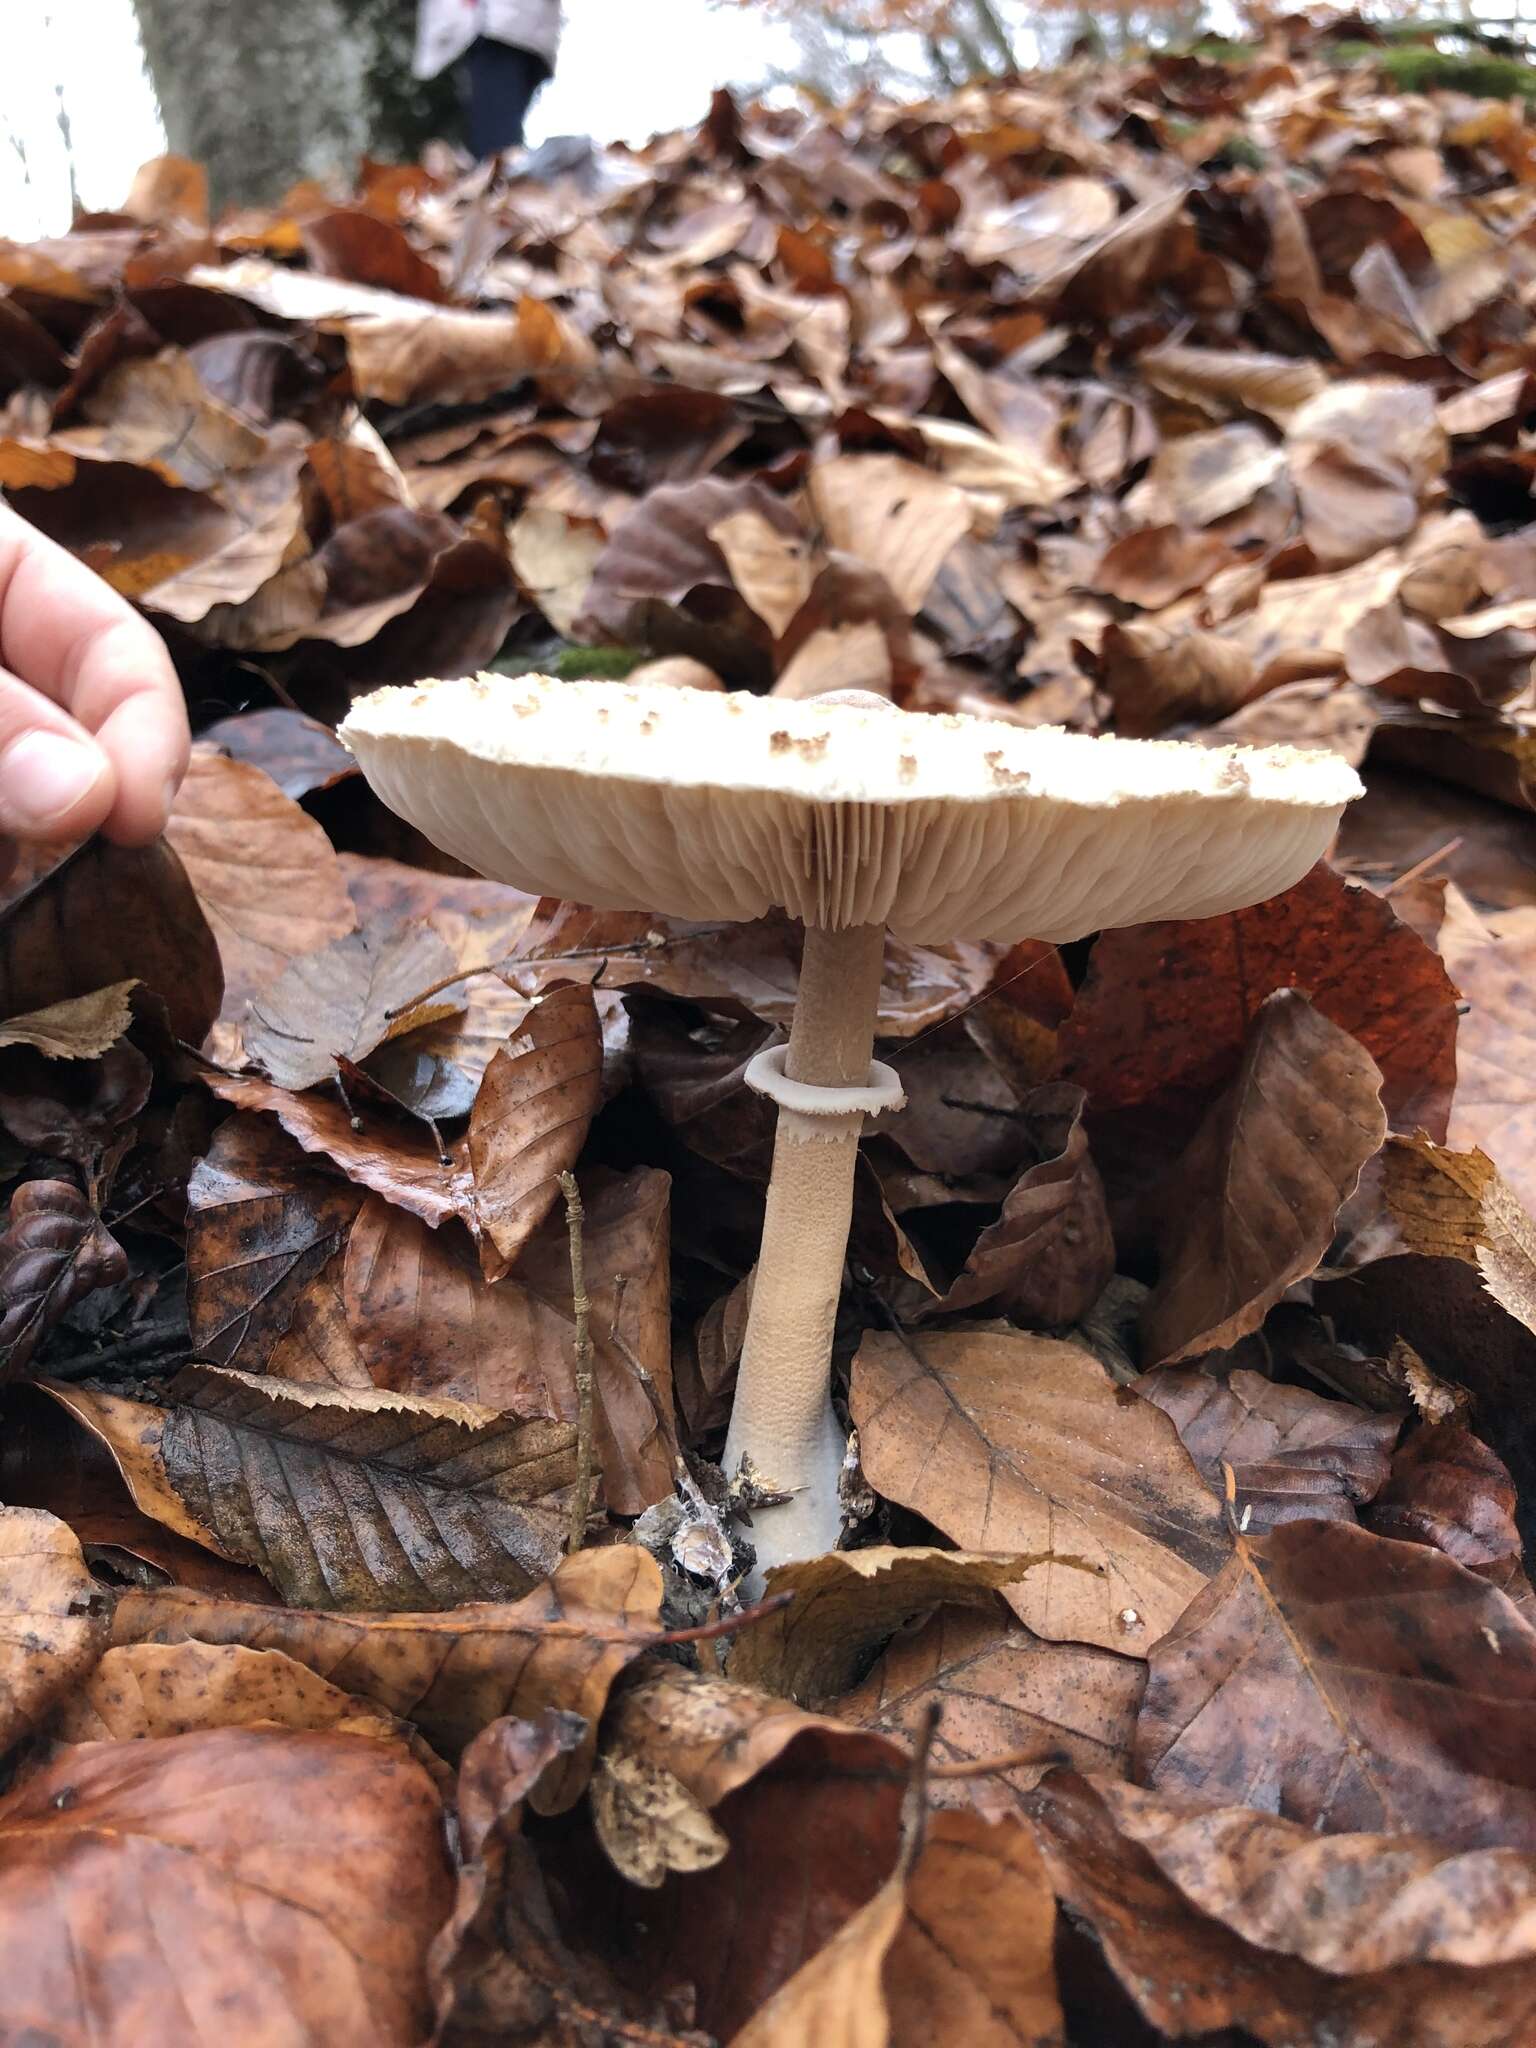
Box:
340 674 1360 945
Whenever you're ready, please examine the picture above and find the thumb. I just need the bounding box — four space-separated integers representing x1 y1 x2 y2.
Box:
0 668 118 842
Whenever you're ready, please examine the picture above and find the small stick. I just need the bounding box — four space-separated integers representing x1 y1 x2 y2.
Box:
381 927 733 1020
560 1170 596 1554
1383 834 1464 898
929 1746 1049 1779
655 1590 794 1645
896 1699 944 1880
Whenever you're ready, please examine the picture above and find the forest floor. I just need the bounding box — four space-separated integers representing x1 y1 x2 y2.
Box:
0 15 1534 2044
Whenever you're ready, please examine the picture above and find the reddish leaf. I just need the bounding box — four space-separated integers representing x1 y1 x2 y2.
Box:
1140 991 1387 1365
1135 1519 1536 1850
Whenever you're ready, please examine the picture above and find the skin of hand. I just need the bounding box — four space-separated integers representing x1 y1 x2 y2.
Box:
0 502 190 874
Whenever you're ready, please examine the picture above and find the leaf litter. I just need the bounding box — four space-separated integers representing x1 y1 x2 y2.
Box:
7 23 1536 2042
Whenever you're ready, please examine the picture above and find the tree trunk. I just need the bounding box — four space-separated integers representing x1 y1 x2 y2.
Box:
133 0 371 209
335 0 467 163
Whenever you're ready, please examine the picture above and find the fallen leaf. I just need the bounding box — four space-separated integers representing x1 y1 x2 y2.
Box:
166 749 356 1029
201 706 357 800
186 1113 361 1368
591 1661 909 2038
0 1505 108 1752
1029 1770 1536 2047
0 1179 128 1380
913 1084 1115 1326
1136 1517 1536 1849
736 1808 1062 2048
0 980 137 1059
508 503 605 638
344 1166 674 1515
836 1603 1144 1815
431 1709 710 2045
730 1548 1067 1705
49 1638 408 1745
204 1069 470 1229
851 1330 1229 1652
113 1544 665 1800
808 454 972 615
1140 991 1387 1364
245 921 459 1093
0 835 222 1049
1059 864 1457 1190
709 505 816 637
0 1725 452 2046
1136 1365 1400 1529
52 1364 575 1609
467 980 602 1278
1365 1420 1529 1602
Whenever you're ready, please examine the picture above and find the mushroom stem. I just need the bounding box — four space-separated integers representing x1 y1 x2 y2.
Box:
725 920 886 1592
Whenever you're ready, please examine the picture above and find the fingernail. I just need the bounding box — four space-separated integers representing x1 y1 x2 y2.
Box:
0 731 108 830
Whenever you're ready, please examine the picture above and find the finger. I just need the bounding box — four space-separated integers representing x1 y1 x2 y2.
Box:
0 507 188 844
0 665 117 843
70 619 191 845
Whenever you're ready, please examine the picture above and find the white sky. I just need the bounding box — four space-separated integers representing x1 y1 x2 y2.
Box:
0 0 792 240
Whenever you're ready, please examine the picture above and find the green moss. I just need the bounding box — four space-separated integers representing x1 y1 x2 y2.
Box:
1187 36 1261 64
492 642 651 682
1330 40 1536 97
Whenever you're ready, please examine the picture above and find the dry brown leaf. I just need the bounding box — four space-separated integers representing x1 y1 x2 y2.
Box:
1059 863 1457 1189
166 749 356 1029
773 618 893 699
730 1547 1069 1705
0 980 137 1059
1029 1770 1536 2046
734 1810 1062 2048
0 1725 452 2046
245 921 459 1093
0 1506 108 1752
49 1639 407 1745
0 1179 129 1380
837 1604 1144 1815
851 1330 1229 1652
1136 1365 1401 1530
507 504 605 638
204 1069 470 1229
1137 1517 1536 1848
50 1364 575 1610
808 455 971 616
913 1084 1114 1326
1140 991 1387 1365
709 505 816 637
113 1544 665 1801
467 980 602 1279
185 1112 362 1368
0 835 222 1050
344 1165 674 1515
431 1709 710 2046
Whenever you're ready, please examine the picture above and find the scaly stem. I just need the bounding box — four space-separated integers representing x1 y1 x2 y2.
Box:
725 921 885 1591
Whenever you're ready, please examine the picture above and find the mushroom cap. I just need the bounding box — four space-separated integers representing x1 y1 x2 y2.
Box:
340 673 1361 945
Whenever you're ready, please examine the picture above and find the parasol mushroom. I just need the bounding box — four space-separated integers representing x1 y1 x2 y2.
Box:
340 674 1361 1587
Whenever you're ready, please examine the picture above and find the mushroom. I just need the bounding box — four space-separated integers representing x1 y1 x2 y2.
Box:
340 674 1361 1586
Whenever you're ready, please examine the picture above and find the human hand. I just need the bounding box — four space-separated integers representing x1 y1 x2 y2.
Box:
0 502 190 870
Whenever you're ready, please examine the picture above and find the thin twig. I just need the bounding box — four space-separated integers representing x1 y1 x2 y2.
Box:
381 926 734 1020
896 1699 944 1881
929 1746 1051 1780
561 1170 596 1554
887 947 1061 1066
47 1318 191 1378
655 1590 794 1645
1382 835 1465 897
